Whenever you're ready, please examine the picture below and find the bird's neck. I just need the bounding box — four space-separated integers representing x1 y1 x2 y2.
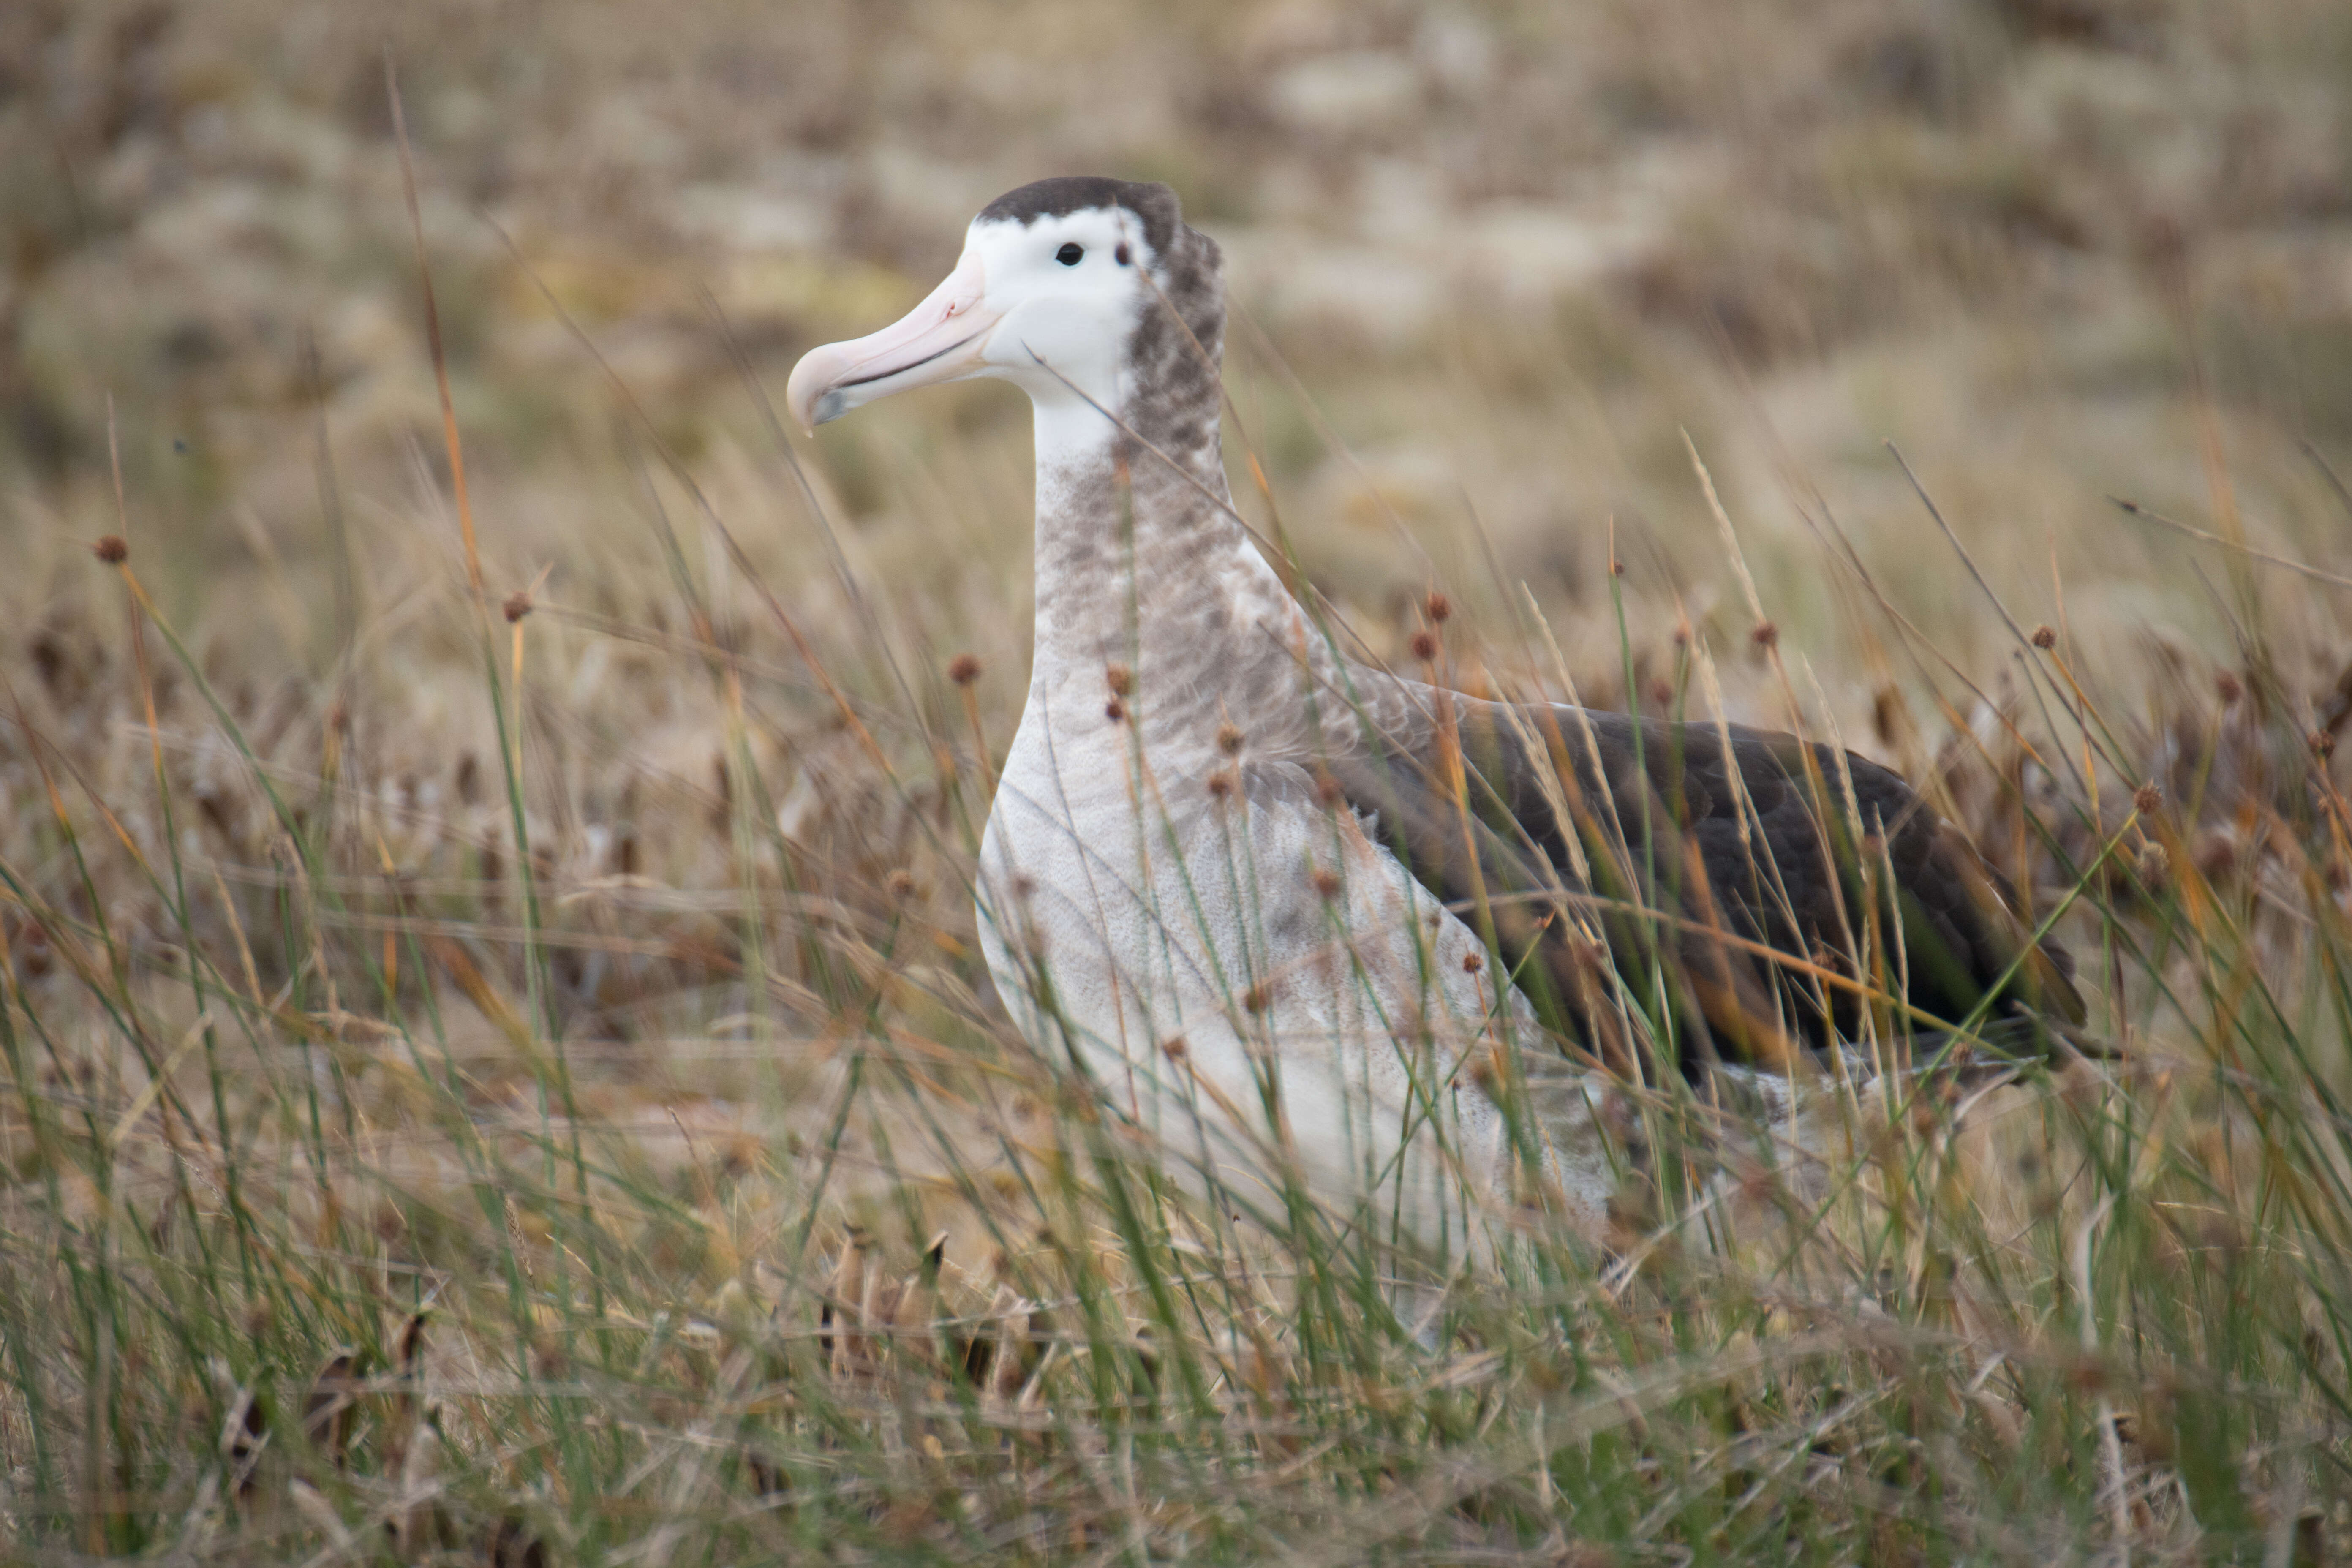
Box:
1025 384 1332 758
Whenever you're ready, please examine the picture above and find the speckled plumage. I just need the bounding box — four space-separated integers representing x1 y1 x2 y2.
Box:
969 180 1595 1248
818 177 2084 1253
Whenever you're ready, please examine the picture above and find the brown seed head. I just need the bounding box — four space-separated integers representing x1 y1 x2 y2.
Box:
885 868 917 900
2132 782 2162 815
947 653 982 686
1424 591 1451 625
1241 981 1272 1014
1160 1035 1187 1061
1206 768 1236 800
1104 697 1127 723
1461 950 1484 975
2031 624 2056 650
1409 630 1438 662
1750 621 1778 650
1104 662 1132 697
1671 623 1690 649
1314 771 1344 809
2315 730 2338 759
503 590 533 623
93 535 128 565
1309 866 1342 901
2215 670 2242 705
1215 722 1244 756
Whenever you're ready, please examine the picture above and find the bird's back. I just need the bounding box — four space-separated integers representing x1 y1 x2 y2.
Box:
1328 681 2085 1080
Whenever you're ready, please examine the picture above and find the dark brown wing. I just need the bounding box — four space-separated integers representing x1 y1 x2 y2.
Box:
1326 681 2083 1079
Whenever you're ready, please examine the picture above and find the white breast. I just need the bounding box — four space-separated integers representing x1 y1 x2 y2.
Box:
975 668 1614 1252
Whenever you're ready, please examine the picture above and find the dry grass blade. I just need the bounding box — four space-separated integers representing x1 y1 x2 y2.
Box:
385 55 483 600
2109 495 2352 593
301 1350 361 1470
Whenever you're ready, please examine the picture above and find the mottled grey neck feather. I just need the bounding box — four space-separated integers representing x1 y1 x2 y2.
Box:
1029 207 1374 767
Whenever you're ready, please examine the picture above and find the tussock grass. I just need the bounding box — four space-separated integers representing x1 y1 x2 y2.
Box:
8 234 2352 1568
8 3 2352 1563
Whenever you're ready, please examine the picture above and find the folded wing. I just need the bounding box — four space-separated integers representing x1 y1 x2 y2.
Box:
1325 678 2085 1079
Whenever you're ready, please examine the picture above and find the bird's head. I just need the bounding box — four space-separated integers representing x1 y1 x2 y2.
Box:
786 177 1223 444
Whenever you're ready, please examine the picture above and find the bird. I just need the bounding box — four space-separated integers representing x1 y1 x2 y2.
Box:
787 176 2085 1252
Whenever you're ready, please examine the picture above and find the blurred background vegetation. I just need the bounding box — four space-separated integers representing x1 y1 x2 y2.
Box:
8 0 2351 662
9 0 2350 976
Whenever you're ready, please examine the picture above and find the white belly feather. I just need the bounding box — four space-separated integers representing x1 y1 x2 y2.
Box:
976 674 1614 1252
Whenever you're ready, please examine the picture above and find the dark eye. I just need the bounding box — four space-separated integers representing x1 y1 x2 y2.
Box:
1055 242 1084 266
1115 242 1131 266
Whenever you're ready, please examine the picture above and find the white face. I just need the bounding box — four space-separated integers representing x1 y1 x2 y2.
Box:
969 209 1150 403
785 205 1154 436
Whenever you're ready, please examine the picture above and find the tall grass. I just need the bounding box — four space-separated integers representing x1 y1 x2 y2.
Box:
8 95 2352 1568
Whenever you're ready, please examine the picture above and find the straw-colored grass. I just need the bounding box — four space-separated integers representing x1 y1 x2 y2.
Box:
5 0 2352 1560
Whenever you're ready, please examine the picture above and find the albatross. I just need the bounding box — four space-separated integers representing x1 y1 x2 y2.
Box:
786 176 2084 1249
